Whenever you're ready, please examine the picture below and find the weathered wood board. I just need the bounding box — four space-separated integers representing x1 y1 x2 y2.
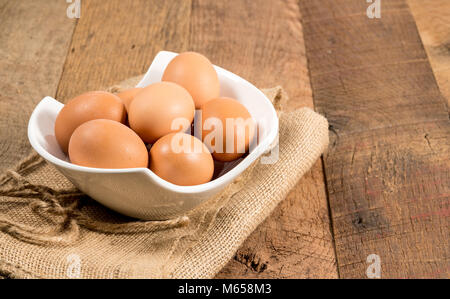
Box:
299 0 449 278
193 0 336 278
0 0 76 172
56 0 191 102
408 0 450 106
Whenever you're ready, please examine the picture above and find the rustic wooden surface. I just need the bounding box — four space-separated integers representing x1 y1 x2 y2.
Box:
408 0 450 106
0 0 75 171
1 0 448 278
299 0 449 278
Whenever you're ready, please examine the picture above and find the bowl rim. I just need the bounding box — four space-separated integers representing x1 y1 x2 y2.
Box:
27 51 279 194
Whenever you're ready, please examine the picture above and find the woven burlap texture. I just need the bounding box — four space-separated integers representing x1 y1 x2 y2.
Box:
0 78 329 279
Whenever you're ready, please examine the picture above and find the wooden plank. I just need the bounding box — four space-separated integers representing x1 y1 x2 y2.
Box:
56 0 337 278
299 0 450 278
56 0 192 102
408 0 450 106
0 0 76 172
189 0 337 278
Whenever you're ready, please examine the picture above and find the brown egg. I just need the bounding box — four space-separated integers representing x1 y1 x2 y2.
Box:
149 133 214 186
128 82 195 144
55 91 126 153
200 97 255 162
116 88 143 111
69 119 148 169
162 52 220 108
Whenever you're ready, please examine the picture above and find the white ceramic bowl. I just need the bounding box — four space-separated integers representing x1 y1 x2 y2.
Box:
28 51 278 220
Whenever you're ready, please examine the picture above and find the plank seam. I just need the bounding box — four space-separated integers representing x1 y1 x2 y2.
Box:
320 155 341 278
55 18 79 100
296 0 341 279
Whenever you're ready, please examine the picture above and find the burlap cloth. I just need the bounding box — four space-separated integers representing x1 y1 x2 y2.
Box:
0 76 329 279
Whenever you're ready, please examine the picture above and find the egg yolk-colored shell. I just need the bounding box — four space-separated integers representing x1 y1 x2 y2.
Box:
55 91 126 154
116 88 143 111
128 82 195 144
149 133 214 186
200 97 256 162
68 119 148 169
162 52 220 108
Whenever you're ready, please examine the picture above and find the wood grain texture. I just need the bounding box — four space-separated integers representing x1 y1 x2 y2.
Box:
55 0 337 278
0 0 75 172
408 0 450 106
299 0 449 278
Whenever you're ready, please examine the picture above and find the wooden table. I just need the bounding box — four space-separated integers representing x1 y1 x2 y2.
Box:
0 0 448 278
